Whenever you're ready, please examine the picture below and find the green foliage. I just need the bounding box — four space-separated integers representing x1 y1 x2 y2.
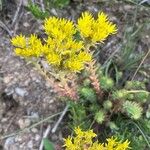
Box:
79 87 97 102
125 81 146 90
134 91 149 103
112 89 128 100
123 101 143 120
115 26 144 71
27 0 70 20
68 101 91 129
27 2 49 19
103 100 113 110
100 76 114 90
95 110 105 124
83 78 91 87
43 138 55 150
51 0 70 8
114 117 150 150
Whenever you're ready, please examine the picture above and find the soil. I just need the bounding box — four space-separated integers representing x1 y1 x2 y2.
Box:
0 0 149 150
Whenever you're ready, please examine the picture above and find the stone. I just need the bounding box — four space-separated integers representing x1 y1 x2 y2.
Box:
15 87 28 97
18 119 31 129
4 137 15 150
27 140 33 149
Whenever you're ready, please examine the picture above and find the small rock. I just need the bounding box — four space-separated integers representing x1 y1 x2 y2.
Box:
15 87 28 97
4 137 15 150
23 22 30 28
31 128 38 133
3 76 13 84
50 8 58 16
35 134 41 141
18 119 31 129
30 112 39 122
51 134 58 141
27 140 33 149
15 135 22 142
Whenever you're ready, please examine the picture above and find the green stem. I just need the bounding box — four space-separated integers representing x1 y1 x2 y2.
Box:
126 90 149 94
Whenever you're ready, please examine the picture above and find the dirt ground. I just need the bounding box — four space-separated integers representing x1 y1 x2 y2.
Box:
0 0 150 150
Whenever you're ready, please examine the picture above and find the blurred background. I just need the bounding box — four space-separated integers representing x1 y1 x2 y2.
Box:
0 0 150 149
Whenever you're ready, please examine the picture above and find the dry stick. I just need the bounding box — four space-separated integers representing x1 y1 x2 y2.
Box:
40 0 45 12
39 105 69 150
11 0 23 27
0 112 61 140
13 11 24 35
0 20 12 37
131 49 150 81
39 125 51 150
51 104 69 133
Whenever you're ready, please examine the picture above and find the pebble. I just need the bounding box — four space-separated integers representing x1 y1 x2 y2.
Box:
35 134 41 141
15 87 28 97
27 140 33 149
4 137 15 150
18 119 31 129
23 22 30 28
31 128 38 133
3 75 13 84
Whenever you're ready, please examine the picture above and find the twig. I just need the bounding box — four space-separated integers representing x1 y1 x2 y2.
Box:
13 11 24 35
0 112 61 140
40 0 45 12
51 104 69 133
11 0 23 27
39 125 51 150
6 111 18 132
131 49 150 80
0 20 12 37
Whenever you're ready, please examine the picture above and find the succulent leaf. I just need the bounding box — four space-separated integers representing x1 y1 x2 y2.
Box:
79 87 97 102
103 100 113 110
123 101 143 120
95 110 105 124
100 76 114 90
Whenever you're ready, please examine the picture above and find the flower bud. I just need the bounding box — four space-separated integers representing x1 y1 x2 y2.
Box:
100 76 114 90
103 100 113 110
95 110 105 124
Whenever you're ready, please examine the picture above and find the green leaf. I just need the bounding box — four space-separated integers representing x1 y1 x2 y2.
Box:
53 0 70 8
43 138 55 150
26 2 49 20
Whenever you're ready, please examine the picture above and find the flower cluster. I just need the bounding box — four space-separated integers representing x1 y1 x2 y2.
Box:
64 127 130 150
11 12 116 72
77 12 117 43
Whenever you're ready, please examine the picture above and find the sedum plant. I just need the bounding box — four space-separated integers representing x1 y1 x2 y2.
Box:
11 11 149 148
64 127 130 150
11 11 117 100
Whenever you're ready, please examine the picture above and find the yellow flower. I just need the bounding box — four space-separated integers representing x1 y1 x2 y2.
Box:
46 52 61 66
115 140 131 150
77 12 117 43
11 11 117 72
12 34 43 57
44 17 76 40
28 34 43 57
64 127 131 150
92 12 117 43
105 137 118 149
77 12 94 38
11 34 26 48
77 51 92 62
64 58 85 72
14 48 33 57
